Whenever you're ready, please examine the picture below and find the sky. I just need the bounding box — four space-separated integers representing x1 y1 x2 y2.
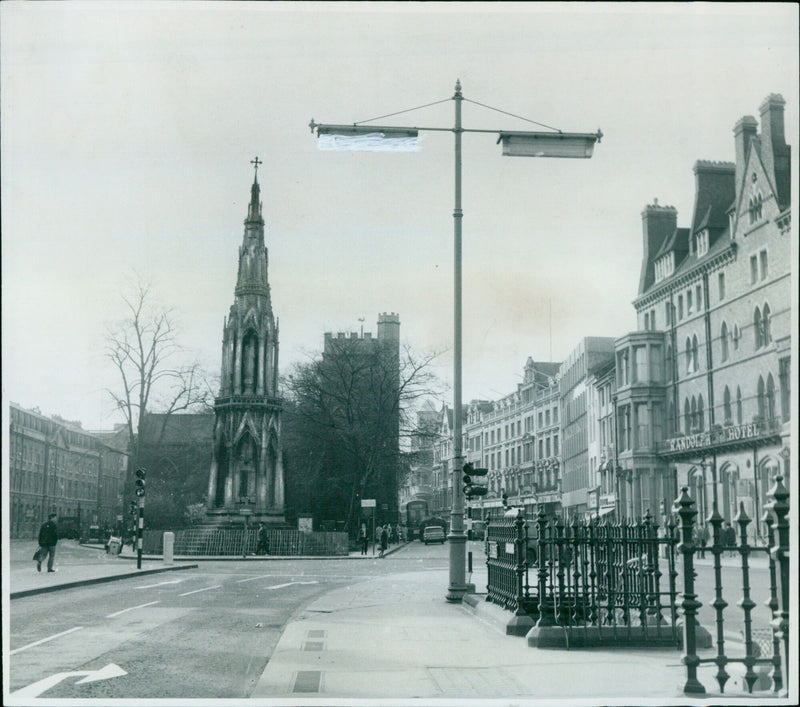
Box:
2 2 798 431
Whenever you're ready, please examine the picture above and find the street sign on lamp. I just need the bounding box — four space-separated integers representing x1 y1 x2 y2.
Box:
312 122 420 152
498 130 602 158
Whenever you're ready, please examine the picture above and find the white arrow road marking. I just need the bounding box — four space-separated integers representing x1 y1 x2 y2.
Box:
178 584 221 596
10 626 84 655
106 600 160 618
267 581 319 590
135 579 183 589
10 663 127 699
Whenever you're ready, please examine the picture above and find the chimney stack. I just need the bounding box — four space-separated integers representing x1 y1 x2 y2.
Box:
759 94 791 210
733 115 758 199
639 201 678 295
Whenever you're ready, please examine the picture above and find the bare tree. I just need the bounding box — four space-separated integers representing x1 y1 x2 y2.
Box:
282 341 445 533
105 278 213 473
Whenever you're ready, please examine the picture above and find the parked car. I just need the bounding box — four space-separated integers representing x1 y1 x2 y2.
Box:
423 526 446 544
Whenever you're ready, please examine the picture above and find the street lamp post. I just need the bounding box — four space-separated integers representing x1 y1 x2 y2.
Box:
310 80 600 602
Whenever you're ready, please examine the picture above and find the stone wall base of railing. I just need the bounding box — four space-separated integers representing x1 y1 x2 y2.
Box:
526 624 683 649
506 613 536 636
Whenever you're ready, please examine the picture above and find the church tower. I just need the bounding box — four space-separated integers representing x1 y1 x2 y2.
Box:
206 158 285 525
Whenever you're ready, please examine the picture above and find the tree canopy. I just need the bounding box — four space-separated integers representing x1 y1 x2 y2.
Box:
282 340 443 533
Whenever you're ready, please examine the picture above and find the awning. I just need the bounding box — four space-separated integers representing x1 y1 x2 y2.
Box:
598 506 616 517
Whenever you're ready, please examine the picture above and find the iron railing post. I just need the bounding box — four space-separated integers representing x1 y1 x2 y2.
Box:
535 506 552 627
707 500 730 692
762 510 783 692
734 502 758 692
676 486 705 694
766 475 789 694
512 510 531 624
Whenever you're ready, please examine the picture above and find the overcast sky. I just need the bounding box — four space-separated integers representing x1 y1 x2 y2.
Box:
2 2 798 431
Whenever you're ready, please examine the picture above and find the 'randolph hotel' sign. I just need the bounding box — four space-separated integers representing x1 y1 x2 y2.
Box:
659 419 782 457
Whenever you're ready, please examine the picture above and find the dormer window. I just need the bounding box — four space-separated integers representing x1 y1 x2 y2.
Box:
696 229 709 257
654 252 674 282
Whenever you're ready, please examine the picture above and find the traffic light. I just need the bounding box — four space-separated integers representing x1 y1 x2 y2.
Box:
135 468 146 497
502 490 509 508
462 462 488 500
129 501 137 516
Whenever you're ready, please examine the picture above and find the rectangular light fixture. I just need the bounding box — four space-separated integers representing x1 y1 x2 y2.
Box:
498 131 600 158
316 125 420 152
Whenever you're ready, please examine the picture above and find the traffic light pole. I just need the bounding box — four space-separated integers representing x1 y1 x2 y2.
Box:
137 497 144 570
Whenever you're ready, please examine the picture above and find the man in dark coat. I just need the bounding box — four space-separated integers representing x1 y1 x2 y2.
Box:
256 523 270 555
36 513 59 572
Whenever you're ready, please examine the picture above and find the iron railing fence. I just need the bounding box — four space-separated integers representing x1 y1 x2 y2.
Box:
486 509 680 646
142 527 348 556
676 474 790 697
485 474 790 697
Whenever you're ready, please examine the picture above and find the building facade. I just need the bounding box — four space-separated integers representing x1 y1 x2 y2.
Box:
9 403 127 538
559 338 615 519
631 93 791 534
206 163 286 525
429 358 562 523
398 401 439 534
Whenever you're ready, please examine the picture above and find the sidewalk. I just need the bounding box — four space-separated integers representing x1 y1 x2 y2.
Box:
252 550 691 702
8 540 198 599
7 539 407 599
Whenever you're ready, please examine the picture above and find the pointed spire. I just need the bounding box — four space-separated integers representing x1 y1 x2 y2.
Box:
247 156 263 222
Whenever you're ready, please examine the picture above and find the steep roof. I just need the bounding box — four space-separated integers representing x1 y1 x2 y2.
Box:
139 413 214 446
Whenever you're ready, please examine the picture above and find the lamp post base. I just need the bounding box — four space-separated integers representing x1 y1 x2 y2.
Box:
446 583 475 603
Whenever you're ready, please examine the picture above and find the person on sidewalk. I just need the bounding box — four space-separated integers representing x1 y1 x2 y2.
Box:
256 523 270 555
696 523 709 559
35 513 59 573
722 522 737 557
359 523 369 555
379 525 388 558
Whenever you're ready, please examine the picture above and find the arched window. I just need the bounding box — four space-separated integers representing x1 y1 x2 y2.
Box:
685 337 693 373
753 307 762 349
749 191 763 224
757 376 766 419
762 303 771 346
690 397 698 432
684 398 691 433
766 374 776 420
692 334 699 372
697 395 705 432
720 321 729 361
723 386 732 424
736 386 743 425
733 324 740 351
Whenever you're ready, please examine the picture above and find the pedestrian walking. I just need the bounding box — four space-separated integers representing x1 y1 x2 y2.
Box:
35 513 59 573
396 524 404 543
256 522 270 555
379 525 388 558
697 524 709 559
388 524 396 544
722 522 736 557
359 523 369 555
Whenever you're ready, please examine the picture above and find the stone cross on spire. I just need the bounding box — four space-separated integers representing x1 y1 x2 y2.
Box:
251 156 262 181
